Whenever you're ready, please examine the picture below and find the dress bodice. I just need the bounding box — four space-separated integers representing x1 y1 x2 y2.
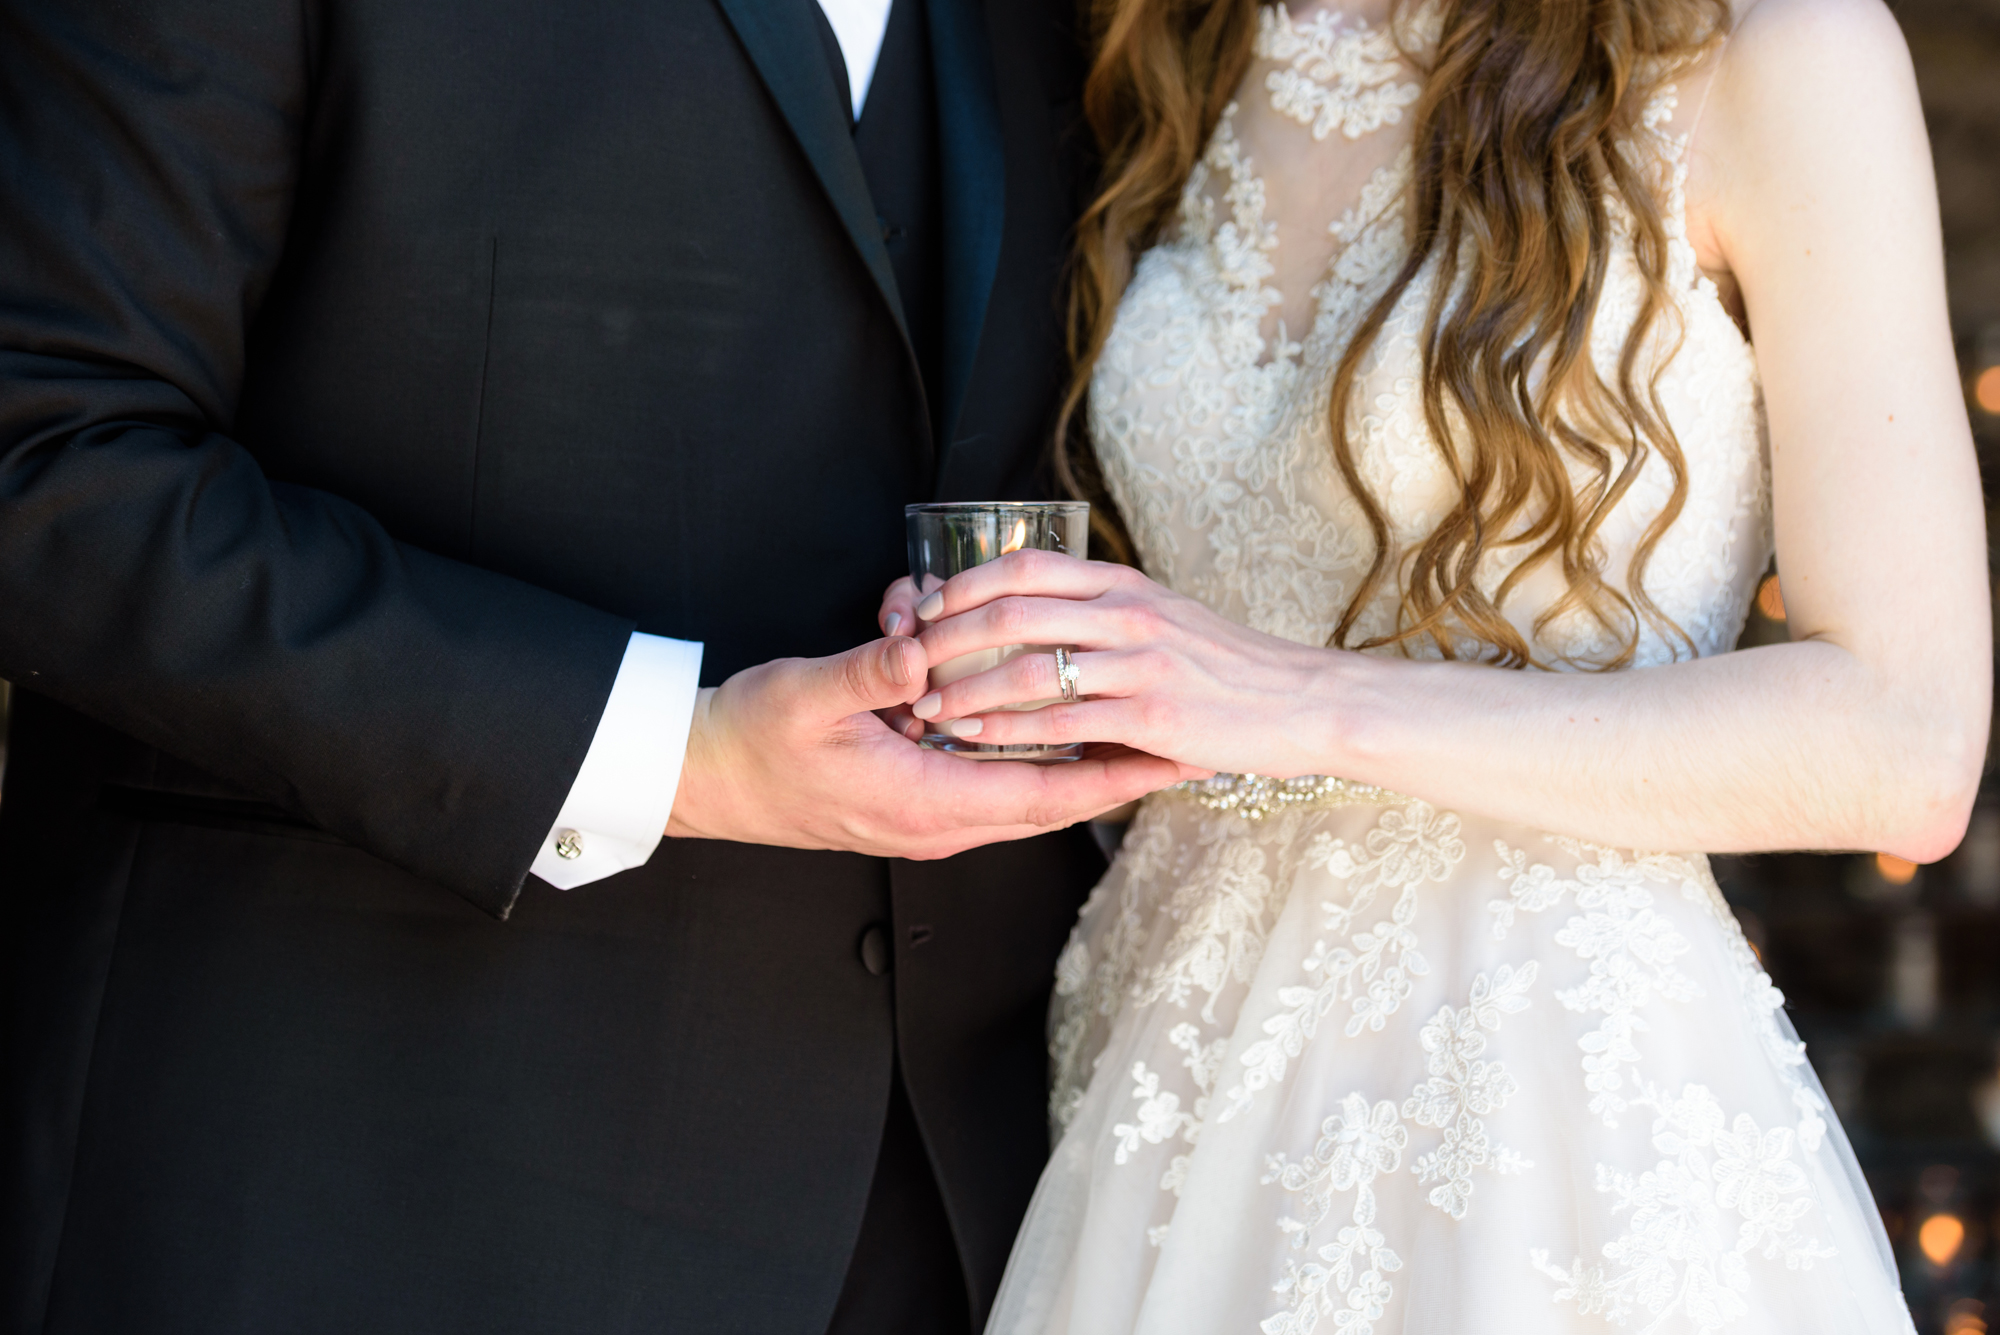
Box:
991 32 1916 1330
1090 3 1771 667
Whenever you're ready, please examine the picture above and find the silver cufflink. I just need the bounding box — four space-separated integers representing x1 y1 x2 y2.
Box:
554 829 584 861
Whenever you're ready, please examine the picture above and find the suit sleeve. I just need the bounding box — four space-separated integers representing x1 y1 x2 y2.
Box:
0 0 636 917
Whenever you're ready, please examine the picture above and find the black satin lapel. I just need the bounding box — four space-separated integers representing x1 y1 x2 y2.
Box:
713 0 908 341
923 0 1006 451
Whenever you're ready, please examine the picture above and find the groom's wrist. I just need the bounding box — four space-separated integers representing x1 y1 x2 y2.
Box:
664 686 726 839
532 632 703 888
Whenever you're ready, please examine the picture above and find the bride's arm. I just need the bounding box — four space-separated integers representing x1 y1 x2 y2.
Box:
904 0 1990 863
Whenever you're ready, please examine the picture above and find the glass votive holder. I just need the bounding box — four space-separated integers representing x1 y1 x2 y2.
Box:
905 501 1089 763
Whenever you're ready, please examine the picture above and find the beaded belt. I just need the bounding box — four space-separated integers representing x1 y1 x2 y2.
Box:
1165 773 1405 820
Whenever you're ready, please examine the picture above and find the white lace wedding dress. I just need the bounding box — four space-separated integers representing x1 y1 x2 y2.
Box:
985 8 1916 1334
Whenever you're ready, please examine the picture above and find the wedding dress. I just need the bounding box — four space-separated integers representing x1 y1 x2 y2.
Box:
986 8 1917 1334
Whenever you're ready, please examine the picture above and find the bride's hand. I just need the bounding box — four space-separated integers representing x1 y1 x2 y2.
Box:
907 549 1345 777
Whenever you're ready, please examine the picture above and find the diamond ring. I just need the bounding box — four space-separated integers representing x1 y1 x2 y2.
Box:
1054 646 1082 703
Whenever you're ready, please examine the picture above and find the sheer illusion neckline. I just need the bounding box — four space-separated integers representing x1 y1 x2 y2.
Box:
1178 4 1423 375
1176 4 1749 384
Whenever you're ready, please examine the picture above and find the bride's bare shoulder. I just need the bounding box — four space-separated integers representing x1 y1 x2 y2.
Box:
1682 0 1929 289
1712 0 1919 127
1720 0 1920 89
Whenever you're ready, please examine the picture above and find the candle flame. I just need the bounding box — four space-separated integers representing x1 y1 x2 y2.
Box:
1919 1213 1966 1266
1001 518 1028 555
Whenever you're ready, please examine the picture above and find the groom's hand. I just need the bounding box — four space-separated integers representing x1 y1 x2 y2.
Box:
664 636 1197 857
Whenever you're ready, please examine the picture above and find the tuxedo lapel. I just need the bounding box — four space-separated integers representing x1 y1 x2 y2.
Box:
923 0 1006 453
712 0 908 343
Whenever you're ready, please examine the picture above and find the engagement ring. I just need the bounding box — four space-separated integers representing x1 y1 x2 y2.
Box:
1054 646 1081 703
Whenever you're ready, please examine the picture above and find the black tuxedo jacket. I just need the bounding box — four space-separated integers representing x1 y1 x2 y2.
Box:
0 0 1096 1329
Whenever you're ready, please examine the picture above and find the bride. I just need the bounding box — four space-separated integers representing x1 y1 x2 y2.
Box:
880 0 1987 1329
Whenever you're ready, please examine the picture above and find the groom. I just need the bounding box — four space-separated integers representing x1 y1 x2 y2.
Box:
0 0 1159 1330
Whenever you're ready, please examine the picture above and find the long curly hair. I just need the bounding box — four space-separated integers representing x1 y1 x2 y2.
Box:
1054 0 1730 668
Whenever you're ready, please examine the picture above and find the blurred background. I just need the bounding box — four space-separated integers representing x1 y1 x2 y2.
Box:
0 1 1996 1329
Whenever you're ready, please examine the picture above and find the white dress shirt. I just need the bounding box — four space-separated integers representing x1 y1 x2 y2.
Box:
532 0 897 890
818 0 896 120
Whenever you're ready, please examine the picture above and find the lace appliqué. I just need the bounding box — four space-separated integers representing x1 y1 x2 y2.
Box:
1263 1094 1408 1335
1492 837 1842 1325
1260 965 1535 1334
1050 804 1184 1129
1489 839 1705 1127
1403 963 1538 1218
1112 1023 1230 1226
1091 7 1428 648
1256 5 1421 141
1223 801 1461 1119
1137 833 1278 1021
1053 804 1318 1130
1530 1083 1835 1333
1137 810 1319 1023
1489 837 1828 1147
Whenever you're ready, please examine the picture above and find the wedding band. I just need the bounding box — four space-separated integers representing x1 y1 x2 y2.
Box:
1054 646 1081 703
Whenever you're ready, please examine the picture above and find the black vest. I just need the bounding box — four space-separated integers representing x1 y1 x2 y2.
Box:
810 11 969 1330
816 0 946 434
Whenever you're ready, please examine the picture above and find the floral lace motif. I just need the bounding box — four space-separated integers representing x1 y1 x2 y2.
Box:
1491 835 1841 1328
1531 1083 1835 1333
1049 804 1319 1129
1263 1094 1408 1335
1112 1023 1229 1218
1255 6 1422 141
1050 803 1182 1129
1260 966 1535 1334
1402 963 1537 1218
1489 840 1706 1127
1489 837 1827 1148
1223 801 1462 1118
1137 810 1323 1021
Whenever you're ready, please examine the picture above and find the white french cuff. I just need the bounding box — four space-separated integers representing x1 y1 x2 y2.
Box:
530 632 704 891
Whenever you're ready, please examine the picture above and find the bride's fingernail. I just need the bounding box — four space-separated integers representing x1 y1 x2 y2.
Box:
916 592 944 621
912 693 944 721
885 612 903 637
945 717 983 738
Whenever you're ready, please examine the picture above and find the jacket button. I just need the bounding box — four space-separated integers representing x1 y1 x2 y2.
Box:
859 924 892 977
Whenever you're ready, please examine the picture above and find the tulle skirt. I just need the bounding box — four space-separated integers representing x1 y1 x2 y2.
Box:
987 786 1916 1335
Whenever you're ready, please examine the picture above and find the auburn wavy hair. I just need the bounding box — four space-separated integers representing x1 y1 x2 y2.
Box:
1054 0 1730 668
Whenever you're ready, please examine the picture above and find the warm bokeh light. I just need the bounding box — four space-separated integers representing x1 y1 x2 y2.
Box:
1756 575 1785 622
1976 365 2000 415
1947 1301 1988 1335
1877 853 1919 886
1919 1212 1966 1266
